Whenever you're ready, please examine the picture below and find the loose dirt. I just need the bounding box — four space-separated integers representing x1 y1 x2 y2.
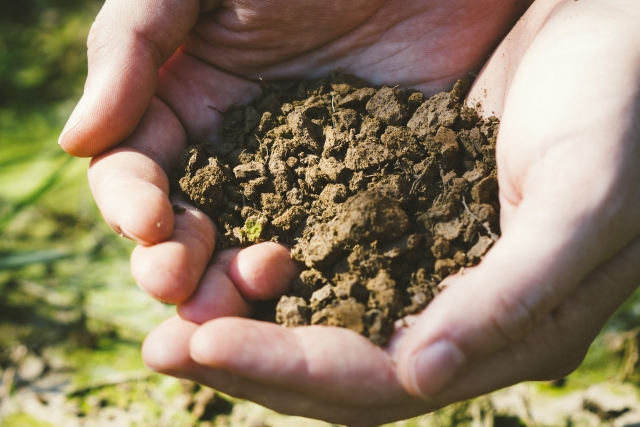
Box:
175 72 500 345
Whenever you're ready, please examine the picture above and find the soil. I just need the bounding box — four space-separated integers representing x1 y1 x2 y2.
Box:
175 72 500 346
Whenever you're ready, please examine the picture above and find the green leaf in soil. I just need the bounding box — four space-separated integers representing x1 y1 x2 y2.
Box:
241 217 263 242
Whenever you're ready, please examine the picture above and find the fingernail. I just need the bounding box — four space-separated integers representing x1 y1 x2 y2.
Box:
58 94 87 145
410 340 466 399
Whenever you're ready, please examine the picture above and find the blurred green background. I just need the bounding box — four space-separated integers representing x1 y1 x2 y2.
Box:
2 1 640 426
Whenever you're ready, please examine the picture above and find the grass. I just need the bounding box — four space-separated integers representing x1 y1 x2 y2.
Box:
0 413 55 427
0 155 74 233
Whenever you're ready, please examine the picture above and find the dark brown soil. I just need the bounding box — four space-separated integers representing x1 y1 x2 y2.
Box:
175 72 500 346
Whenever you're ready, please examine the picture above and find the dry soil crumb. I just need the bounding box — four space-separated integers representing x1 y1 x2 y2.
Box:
175 72 500 345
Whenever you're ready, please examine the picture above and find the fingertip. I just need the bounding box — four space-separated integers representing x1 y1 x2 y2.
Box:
229 242 301 300
177 249 252 324
143 316 198 372
58 75 155 158
89 149 175 245
118 186 175 245
131 204 216 304
401 339 467 400
59 133 95 158
59 143 92 158
61 125 124 157
58 94 95 158
189 319 229 367
63 0 202 158
131 241 196 303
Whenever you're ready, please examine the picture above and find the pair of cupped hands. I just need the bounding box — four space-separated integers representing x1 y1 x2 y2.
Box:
59 0 640 425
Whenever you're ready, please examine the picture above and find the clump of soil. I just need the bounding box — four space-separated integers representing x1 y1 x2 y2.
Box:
175 72 500 345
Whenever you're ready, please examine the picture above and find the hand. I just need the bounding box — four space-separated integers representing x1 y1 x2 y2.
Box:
64 0 640 426
147 0 640 425
68 0 530 302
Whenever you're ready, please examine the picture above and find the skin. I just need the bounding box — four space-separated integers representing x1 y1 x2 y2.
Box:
59 0 640 425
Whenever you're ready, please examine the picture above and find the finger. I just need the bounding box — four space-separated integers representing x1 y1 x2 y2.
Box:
131 198 215 304
144 317 429 427
177 242 299 323
396 2 640 399
59 0 206 157
143 316 201 375
177 248 252 323
228 242 302 301
189 318 414 407
88 98 186 245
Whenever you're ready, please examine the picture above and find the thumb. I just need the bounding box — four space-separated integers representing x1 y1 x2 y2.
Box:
59 0 206 157
395 0 640 399
395 196 605 398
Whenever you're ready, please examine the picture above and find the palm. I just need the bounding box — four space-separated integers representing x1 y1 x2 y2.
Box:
155 0 529 144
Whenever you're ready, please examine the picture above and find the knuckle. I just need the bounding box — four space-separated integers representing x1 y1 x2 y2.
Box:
487 275 562 345
531 346 586 382
548 354 585 379
86 16 116 59
488 290 540 345
130 29 165 69
490 280 559 344
86 14 162 69
527 312 591 382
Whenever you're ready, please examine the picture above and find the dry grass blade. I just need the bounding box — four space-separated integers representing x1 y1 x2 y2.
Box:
0 154 74 233
0 250 72 270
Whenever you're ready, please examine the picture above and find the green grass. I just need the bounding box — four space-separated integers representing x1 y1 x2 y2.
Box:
0 155 74 233
0 413 55 427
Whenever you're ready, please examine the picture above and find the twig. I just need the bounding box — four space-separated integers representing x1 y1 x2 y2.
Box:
462 196 499 241
0 367 16 401
66 371 152 396
410 159 433 194
207 105 223 115
259 77 270 90
437 163 449 192
617 329 640 381
191 387 216 421
521 386 538 427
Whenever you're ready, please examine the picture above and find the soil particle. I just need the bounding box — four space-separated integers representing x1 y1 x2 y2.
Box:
366 86 409 126
275 296 310 327
296 191 410 268
178 157 229 215
175 71 500 345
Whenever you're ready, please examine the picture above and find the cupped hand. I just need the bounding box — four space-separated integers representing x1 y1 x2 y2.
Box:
64 0 640 425
72 0 530 307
